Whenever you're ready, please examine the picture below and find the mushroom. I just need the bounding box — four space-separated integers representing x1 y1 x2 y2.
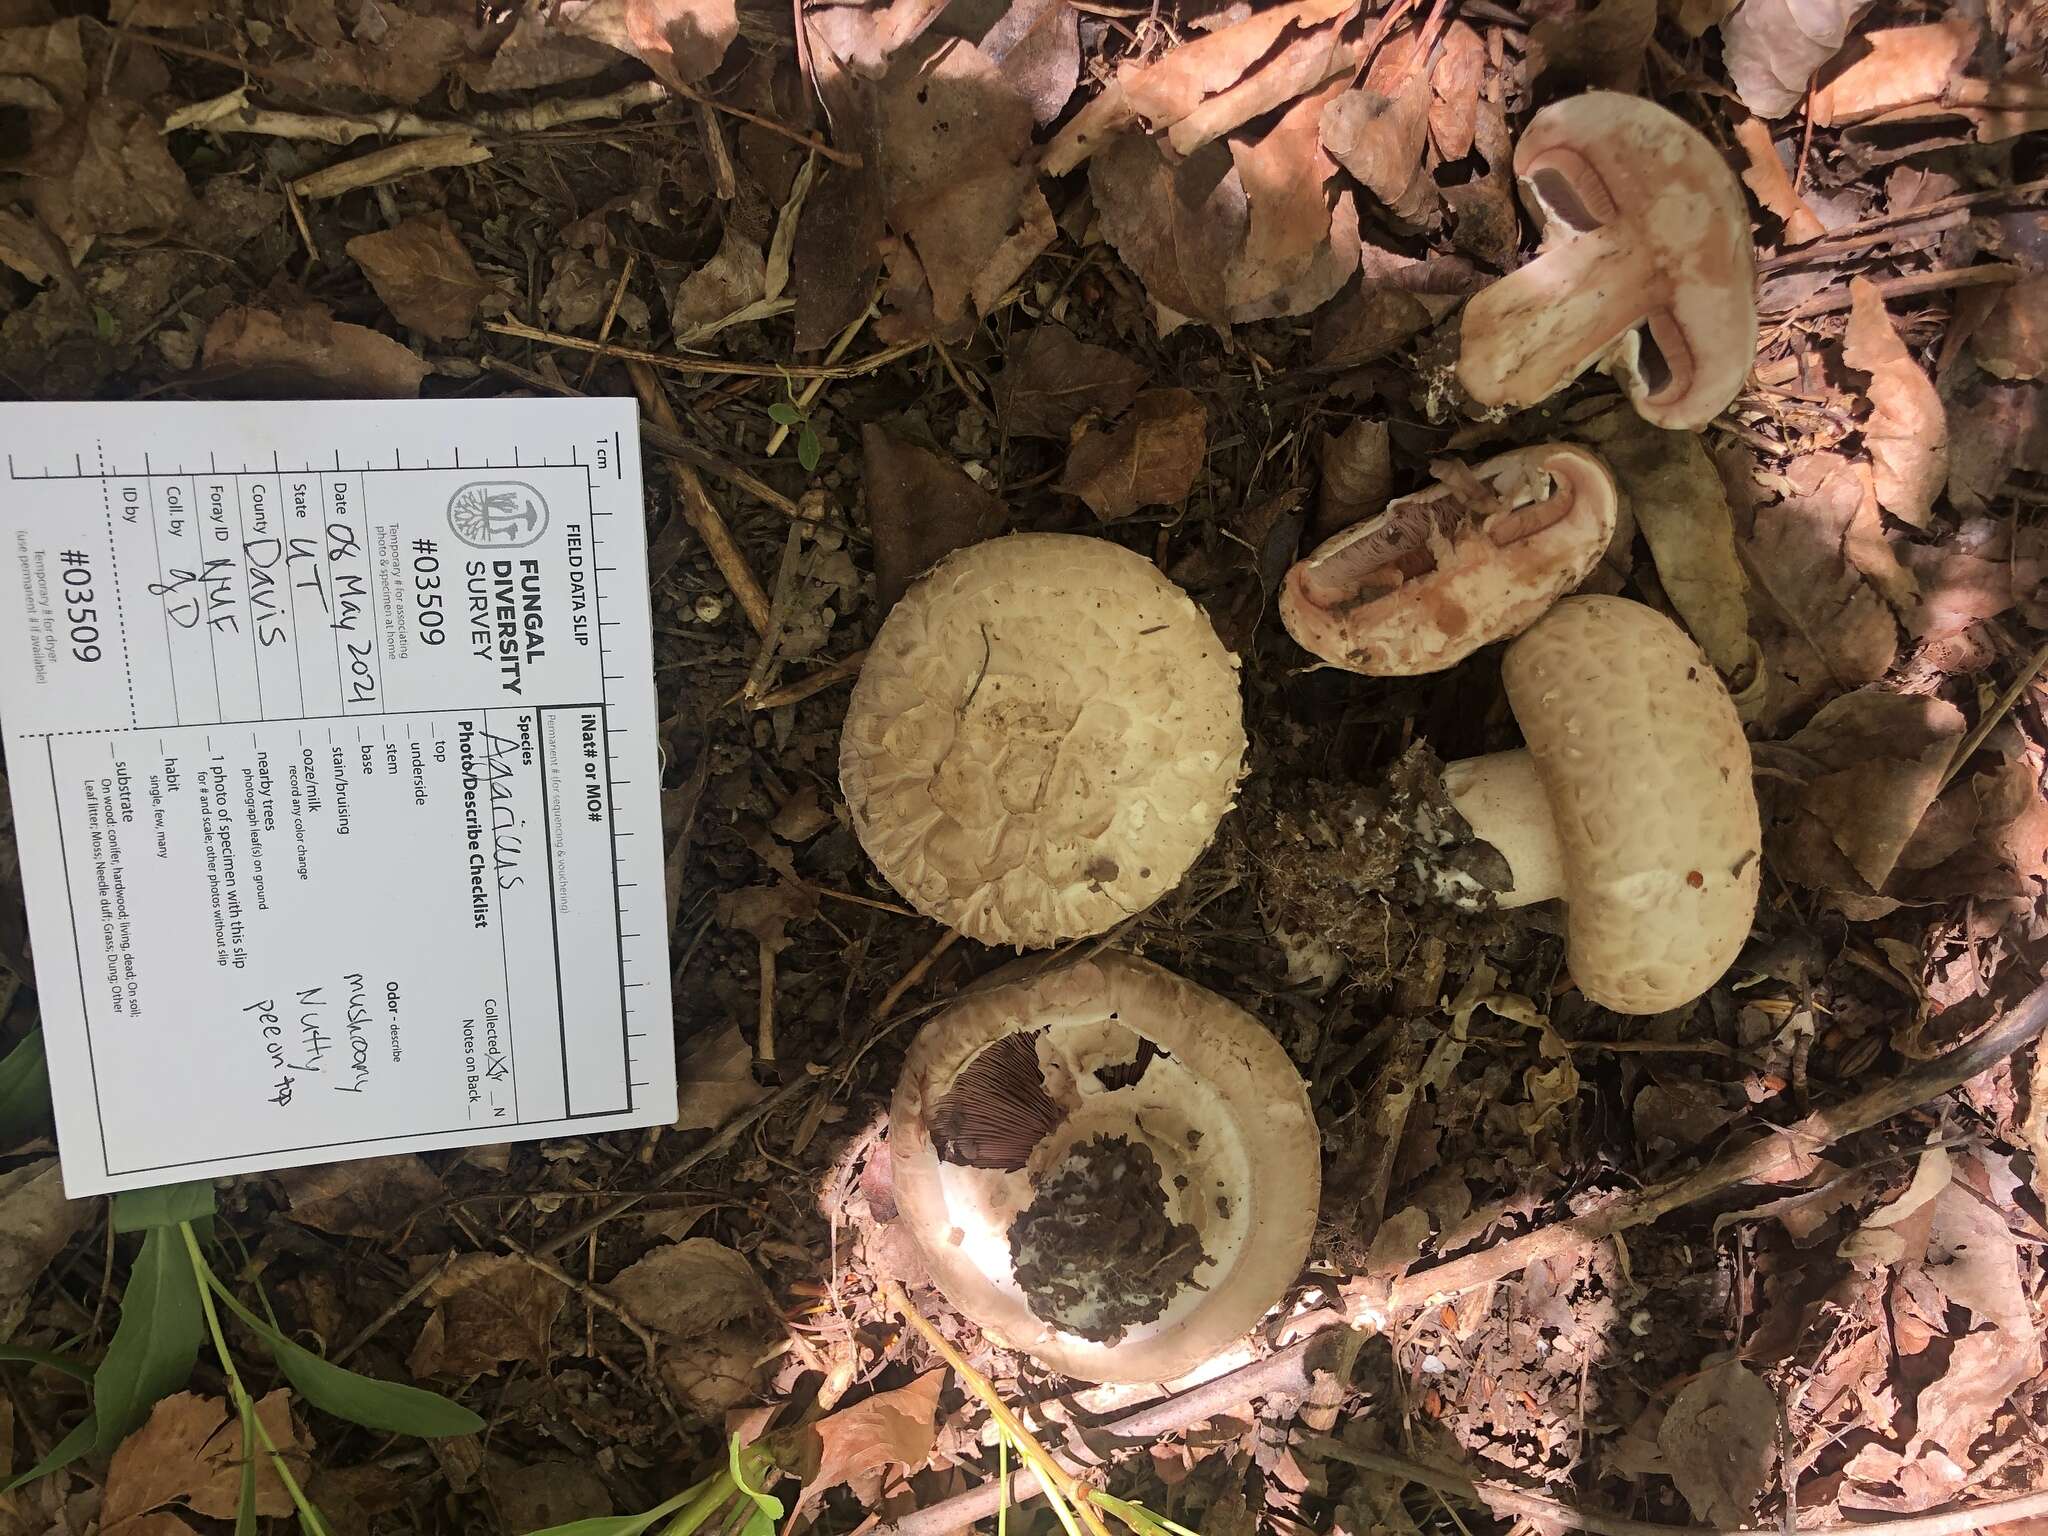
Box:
889 951 1319 1383
841 533 1247 948
1438 596 1759 1013
1280 443 1618 675
1455 92 1757 431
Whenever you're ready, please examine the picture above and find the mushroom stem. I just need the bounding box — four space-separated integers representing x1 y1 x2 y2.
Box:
1440 749 1567 909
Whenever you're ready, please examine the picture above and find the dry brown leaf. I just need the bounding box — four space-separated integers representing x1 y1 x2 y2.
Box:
993 326 1147 440
1316 418 1392 538
980 0 1079 125
1843 277 1948 528
1528 0 1657 92
276 1155 443 1239
1227 80 1346 314
876 35 1035 325
559 0 735 85
1972 274 2048 381
1722 0 1875 118
1059 389 1208 521
462 12 623 93
204 304 430 398
1091 133 1247 329
800 1371 944 1498
673 1022 772 1133
27 96 193 253
1809 19 1978 125
793 162 884 352
968 185 1055 316
1901 517 2014 640
1657 1361 1778 1525
407 1253 565 1378
1578 409 1761 707
1947 380 2048 511
1732 118 1826 244
1427 22 1485 161
1442 97 1518 269
0 16 87 125
104 1391 307 1531
345 215 494 341
1668 0 1735 35
486 1458 614 1530
1783 452 1917 612
860 424 1008 609
672 228 768 330
608 1238 773 1338
1923 1185 2031 1336
1320 74 1430 210
0 1160 86 1342
1910 1328 2039 1464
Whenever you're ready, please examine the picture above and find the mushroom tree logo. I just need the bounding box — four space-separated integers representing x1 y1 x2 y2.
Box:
446 480 549 548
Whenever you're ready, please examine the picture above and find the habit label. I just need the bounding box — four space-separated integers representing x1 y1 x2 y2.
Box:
0 399 675 1195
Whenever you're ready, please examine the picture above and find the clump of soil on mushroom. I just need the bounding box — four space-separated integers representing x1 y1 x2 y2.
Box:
1008 1133 1206 1344
1256 741 1519 981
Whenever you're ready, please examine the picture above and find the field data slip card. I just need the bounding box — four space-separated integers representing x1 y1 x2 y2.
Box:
0 399 677 1195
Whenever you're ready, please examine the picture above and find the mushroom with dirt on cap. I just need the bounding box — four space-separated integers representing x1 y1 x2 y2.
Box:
840 532 1247 949
1281 442 1619 675
888 950 1320 1384
1456 91 1758 431
1435 595 1760 1014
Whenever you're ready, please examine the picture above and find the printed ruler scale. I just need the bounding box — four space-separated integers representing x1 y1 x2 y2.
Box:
0 399 677 1194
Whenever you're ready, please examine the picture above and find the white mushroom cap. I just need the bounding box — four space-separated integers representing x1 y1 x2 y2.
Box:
1489 596 1760 1012
888 951 1320 1384
1456 92 1757 430
1280 443 1618 675
841 533 1247 948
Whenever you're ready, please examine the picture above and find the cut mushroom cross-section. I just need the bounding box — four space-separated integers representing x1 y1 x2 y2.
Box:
889 951 1320 1384
1456 92 1758 430
841 533 1248 949
1281 443 1618 675
1439 596 1761 1014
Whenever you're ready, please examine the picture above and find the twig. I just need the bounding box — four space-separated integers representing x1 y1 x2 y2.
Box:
1762 174 2048 266
165 81 673 144
1300 1439 2048 1536
627 361 774 636
332 1253 452 1365
1768 263 2023 319
290 134 491 198
1759 210 1971 272
659 76 860 166
478 356 806 521
1376 969 2048 1313
580 251 639 387
743 649 866 710
1938 635 2048 792
768 297 880 456
486 316 921 380
872 927 961 1021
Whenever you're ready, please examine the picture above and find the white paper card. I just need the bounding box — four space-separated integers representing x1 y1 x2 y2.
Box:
0 399 677 1195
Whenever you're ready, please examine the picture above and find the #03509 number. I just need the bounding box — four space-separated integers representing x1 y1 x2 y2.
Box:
412 540 447 647
59 550 102 662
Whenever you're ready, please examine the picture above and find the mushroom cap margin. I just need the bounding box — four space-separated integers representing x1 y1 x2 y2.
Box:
888 951 1321 1384
840 533 1248 948
1501 596 1760 1013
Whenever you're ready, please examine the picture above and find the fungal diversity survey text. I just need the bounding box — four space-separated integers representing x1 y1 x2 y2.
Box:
0 399 677 1194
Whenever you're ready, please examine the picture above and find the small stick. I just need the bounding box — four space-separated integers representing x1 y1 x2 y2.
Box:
1768 262 2023 319
290 134 490 199
487 316 921 380
660 76 860 166
1939 635 2048 792
754 938 778 1072
332 1254 452 1365
873 927 961 1022
744 649 866 710
282 181 319 265
580 251 639 387
627 361 774 636
695 98 739 202
768 298 879 457
1764 174 2048 263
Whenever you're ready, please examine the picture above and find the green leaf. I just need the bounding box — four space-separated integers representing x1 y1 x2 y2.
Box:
0 1343 93 1382
2 1413 95 1493
0 1029 49 1141
92 304 115 340
766 402 801 427
729 1437 783 1536
796 426 821 473
234 1391 258 1536
93 1223 204 1452
206 1278 481 1437
113 1180 215 1232
525 1476 717 1536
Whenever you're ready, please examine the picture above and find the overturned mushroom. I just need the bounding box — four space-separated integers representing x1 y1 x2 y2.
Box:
1456 92 1757 430
1437 596 1760 1013
890 951 1319 1383
841 533 1247 948
1280 443 1618 674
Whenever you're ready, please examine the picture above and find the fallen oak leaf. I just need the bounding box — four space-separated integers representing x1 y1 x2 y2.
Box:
992 326 1146 440
345 214 495 341
787 1370 944 1502
1843 276 1949 528
407 1253 565 1378
860 424 1008 610
1059 389 1207 521
102 1390 308 1531
1090 132 1246 329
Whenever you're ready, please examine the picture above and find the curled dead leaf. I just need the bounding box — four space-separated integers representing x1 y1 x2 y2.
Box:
1972 274 2048 381
559 0 736 86
204 304 430 398
1091 132 1246 329
1316 418 1392 538
1721 0 1876 118
103 1390 309 1532
791 1370 944 1501
1058 389 1208 521
1843 277 1949 528
276 1155 443 1239
1808 19 1978 126
1731 118 1826 245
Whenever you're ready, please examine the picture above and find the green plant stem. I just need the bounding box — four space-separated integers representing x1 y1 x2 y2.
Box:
178 1222 332 1536
655 1471 738 1536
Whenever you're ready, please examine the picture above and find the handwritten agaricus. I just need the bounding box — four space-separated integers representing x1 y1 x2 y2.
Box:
889 951 1318 1383
1456 92 1758 430
841 533 1246 948
1439 596 1760 1013
1280 444 1618 674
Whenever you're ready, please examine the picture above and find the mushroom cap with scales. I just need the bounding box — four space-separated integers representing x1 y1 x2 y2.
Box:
1456 91 1758 431
888 951 1320 1384
841 533 1247 949
1449 596 1761 1013
1280 443 1619 675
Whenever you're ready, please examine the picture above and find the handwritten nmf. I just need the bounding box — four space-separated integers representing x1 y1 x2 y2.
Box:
0 399 676 1195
